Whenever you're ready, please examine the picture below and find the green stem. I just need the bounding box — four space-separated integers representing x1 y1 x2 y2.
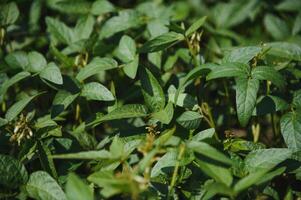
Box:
168 144 185 199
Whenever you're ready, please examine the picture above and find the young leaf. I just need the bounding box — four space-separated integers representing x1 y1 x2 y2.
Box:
140 68 165 112
65 173 93 200
139 32 185 53
0 154 28 189
39 63 63 85
251 66 286 88
185 16 207 37
76 57 118 81
235 77 259 127
81 82 114 101
280 111 301 150
26 171 67 200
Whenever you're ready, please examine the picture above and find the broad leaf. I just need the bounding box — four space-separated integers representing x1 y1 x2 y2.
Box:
206 62 250 80
251 66 286 88
39 63 63 85
244 148 292 172
176 110 202 129
280 111 301 150
65 173 93 200
115 35 136 63
0 2 19 26
266 42 301 61
76 57 118 81
5 93 41 121
0 154 28 189
185 16 207 36
27 51 47 73
81 82 114 101
140 68 165 112
139 32 184 53
26 171 67 200
235 77 259 127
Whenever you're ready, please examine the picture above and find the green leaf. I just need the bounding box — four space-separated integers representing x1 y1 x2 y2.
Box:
51 90 79 118
123 54 139 79
0 71 31 97
253 95 289 116
292 90 301 108
280 111 301 150
66 173 93 200
39 63 63 85
37 141 58 179
27 51 47 73
26 171 67 200
99 10 141 39
195 159 233 186
46 17 74 45
244 148 292 172
5 51 28 69
233 169 268 194
139 32 184 53
266 42 301 61
5 93 41 121
222 46 261 64
115 35 136 63
152 101 174 124
206 62 250 80
140 68 165 112
235 77 259 127
0 117 8 127
81 82 114 101
176 111 202 129
251 66 286 88
151 149 194 177
0 154 28 189
187 141 232 165
0 2 19 26
74 15 94 41
185 16 207 37
52 150 111 160
264 14 290 40
292 12 301 35
76 57 118 81
89 104 148 127
91 0 115 15
276 0 301 12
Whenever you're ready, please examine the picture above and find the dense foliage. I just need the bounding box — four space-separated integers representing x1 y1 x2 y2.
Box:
1 0 301 199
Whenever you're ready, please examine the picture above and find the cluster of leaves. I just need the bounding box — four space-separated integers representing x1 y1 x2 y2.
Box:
1 0 301 199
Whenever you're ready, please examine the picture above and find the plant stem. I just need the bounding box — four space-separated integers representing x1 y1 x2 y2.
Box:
168 143 185 199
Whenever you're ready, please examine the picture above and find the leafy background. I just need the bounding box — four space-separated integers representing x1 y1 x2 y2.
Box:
0 0 301 199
